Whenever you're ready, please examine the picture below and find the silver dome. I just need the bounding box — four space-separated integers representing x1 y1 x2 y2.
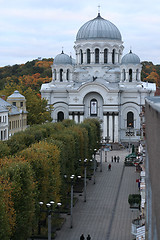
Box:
76 13 122 41
121 51 140 64
54 51 72 65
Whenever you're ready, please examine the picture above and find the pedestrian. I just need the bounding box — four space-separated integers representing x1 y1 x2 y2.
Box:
87 234 91 240
117 156 120 163
80 234 85 240
111 156 113 162
108 163 111 171
114 156 116 162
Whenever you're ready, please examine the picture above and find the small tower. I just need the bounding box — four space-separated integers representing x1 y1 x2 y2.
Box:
51 51 75 83
7 90 26 111
120 50 142 83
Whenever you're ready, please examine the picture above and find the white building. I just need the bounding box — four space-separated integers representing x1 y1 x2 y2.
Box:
0 105 9 141
0 90 28 140
41 12 156 144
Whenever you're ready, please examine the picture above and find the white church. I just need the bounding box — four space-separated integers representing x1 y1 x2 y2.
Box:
40 12 156 144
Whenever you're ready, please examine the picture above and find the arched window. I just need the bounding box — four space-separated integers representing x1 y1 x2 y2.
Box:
66 69 69 81
95 48 99 64
80 49 83 64
90 99 98 116
104 49 108 63
123 69 126 81
127 111 134 128
54 69 57 80
136 69 139 81
60 69 63 82
112 49 115 64
129 69 132 82
57 111 64 122
87 49 91 64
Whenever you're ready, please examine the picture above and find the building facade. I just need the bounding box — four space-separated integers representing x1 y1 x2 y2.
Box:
0 105 9 140
41 12 156 144
145 96 160 240
0 90 28 139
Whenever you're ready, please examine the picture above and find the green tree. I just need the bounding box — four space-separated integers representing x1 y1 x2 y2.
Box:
24 88 53 125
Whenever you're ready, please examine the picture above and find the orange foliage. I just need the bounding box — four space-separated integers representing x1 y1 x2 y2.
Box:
18 74 51 90
144 71 160 87
35 60 53 68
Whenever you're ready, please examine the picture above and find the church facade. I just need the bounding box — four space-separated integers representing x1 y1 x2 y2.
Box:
40 12 156 144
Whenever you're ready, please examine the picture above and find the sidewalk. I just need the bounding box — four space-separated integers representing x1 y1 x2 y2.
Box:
55 149 140 240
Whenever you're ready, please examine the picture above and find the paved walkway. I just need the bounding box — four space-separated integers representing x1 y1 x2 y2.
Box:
55 149 140 240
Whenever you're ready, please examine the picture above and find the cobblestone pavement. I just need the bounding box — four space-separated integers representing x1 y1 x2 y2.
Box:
55 149 140 240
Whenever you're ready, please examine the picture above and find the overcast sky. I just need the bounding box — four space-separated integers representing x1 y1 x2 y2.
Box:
0 0 160 67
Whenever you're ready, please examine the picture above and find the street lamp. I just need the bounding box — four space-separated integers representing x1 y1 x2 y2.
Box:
38 201 61 240
128 123 132 153
64 174 81 228
93 149 97 184
79 158 92 202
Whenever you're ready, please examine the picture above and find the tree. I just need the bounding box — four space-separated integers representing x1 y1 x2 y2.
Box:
24 88 53 125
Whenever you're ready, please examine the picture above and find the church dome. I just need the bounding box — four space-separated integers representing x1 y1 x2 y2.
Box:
121 50 140 64
76 13 122 41
54 51 72 65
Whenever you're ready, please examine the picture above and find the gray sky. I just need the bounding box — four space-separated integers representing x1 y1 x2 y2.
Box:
0 0 160 67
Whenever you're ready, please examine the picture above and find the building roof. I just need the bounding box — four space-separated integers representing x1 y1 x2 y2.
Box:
0 105 8 113
54 51 73 65
7 90 25 100
146 96 160 112
121 50 140 64
76 13 122 41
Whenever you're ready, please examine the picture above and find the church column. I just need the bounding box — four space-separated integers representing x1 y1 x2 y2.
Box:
115 52 119 64
69 114 72 120
103 115 107 138
83 52 87 64
91 52 94 64
74 114 78 123
80 115 84 123
108 51 112 64
109 114 113 142
100 51 103 64
114 114 119 142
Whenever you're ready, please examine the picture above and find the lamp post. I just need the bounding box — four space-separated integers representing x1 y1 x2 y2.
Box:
70 175 74 229
128 124 132 153
93 149 97 184
64 174 81 228
79 158 92 202
38 201 61 240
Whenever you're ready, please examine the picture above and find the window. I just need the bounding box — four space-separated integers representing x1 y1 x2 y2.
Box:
90 99 98 116
80 49 83 64
12 102 16 106
20 102 23 107
57 111 64 122
60 69 63 82
129 69 132 82
127 111 134 128
95 48 99 63
104 49 108 63
66 69 69 81
112 49 115 64
87 49 91 64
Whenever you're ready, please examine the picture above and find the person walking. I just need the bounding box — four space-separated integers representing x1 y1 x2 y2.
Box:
87 234 91 240
111 156 113 162
117 156 120 163
80 234 85 240
114 156 116 162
